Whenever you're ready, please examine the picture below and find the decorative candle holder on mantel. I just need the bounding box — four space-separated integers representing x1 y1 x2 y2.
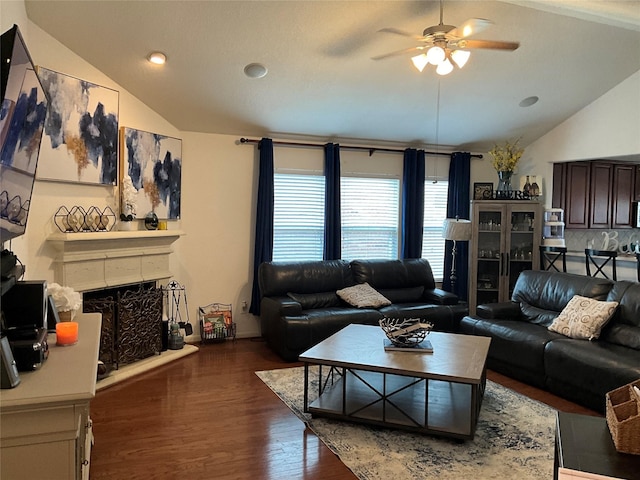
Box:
54 205 116 233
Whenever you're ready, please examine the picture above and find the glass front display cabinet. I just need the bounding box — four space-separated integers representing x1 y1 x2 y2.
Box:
469 200 542 315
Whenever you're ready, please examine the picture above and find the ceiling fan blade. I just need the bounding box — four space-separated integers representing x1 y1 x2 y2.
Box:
371 46 426 61
378 27 425 41
448 18 493 39
462 39 520 51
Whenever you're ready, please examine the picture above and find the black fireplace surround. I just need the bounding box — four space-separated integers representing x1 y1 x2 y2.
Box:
83 282 162 369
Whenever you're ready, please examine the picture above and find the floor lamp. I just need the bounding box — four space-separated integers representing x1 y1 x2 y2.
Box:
442 217 472 291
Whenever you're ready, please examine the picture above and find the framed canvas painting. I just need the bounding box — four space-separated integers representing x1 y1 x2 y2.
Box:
121 127 181 220
473 182 494 200
36 67 118 185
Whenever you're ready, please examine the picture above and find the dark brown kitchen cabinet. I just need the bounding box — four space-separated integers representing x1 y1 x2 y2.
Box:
564 162 591 229
552 163 566 209
611 163 636 228
553 160 638 229
589 162 613 229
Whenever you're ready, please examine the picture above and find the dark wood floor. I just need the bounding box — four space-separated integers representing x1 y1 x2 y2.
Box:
89 338 599 480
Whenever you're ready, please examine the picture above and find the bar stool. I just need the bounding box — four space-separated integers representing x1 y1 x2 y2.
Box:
539 246 567 272
585 249 617 280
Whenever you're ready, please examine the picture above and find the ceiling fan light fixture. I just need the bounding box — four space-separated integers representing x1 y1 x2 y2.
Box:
436 58 454 76
426 46 445 65
411 54 429 72
451 49 470 68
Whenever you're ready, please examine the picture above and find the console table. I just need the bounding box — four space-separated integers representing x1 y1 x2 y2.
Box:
0 313 101 480
555 412 640 480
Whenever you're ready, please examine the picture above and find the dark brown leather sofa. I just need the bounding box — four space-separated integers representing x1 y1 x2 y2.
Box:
258 258 468 361
460 270 640 413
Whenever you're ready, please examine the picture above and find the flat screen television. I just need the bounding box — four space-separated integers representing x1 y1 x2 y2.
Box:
1 24 49 244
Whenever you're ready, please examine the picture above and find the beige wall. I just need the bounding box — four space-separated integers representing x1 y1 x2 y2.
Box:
3 0 640 337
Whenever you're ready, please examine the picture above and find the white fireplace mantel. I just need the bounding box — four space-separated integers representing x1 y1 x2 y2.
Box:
47 230 183 292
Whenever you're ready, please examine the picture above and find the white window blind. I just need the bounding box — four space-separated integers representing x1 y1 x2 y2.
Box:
341 177 400 260
273 173 324 261
273 172 446 271
422 180 449 280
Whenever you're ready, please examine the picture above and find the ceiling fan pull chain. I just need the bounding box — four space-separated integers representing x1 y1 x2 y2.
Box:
433 78 440 183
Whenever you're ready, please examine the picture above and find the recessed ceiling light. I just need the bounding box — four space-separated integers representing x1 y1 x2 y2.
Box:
148 52 167 65
244 63 268 79
519 96 539 107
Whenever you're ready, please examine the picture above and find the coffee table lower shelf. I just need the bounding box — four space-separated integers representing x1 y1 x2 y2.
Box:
304 365 485 440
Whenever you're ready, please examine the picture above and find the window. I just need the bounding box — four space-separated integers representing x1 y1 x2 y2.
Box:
341 177 400 260
422 180 449 280
273 173 324 261
273 172 447 271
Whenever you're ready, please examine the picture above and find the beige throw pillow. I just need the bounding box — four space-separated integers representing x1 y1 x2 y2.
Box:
548 295 618 340
337 283 391 308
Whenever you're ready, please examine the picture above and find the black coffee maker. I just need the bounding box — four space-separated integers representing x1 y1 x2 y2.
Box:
1 280 49 372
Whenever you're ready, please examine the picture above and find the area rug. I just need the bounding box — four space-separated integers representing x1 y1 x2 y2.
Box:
256 366 556 480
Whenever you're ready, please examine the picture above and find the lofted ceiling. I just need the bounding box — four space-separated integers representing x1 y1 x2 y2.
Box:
23 0 640 153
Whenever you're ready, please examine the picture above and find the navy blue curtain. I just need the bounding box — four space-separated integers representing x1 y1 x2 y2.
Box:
401 148 426 258
249 138 274 315
324 143 341 260
442 152 471 300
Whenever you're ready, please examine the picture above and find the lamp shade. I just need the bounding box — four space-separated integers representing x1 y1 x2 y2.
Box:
442 218 472 241
436 58 454 76
411 53 429 72
426 46 445 65
451 49 470 68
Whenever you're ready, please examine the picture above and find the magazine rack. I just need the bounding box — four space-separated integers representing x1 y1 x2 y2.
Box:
198 302 236 344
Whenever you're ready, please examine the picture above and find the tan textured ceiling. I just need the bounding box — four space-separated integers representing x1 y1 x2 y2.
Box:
24 0 640 152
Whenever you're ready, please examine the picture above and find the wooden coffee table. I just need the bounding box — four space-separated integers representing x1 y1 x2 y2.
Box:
299 324 491 440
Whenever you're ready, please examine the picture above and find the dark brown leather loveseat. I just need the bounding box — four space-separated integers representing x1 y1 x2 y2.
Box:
258 258 468 361
460 270 640 413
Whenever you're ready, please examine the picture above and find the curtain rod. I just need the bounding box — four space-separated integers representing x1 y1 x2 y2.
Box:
239 137 483 159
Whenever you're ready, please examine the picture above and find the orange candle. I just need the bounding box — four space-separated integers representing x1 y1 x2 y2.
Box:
56 321 78 346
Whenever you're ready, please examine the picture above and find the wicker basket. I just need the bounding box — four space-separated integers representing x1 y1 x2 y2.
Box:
605 379 640 455
379 318 433 347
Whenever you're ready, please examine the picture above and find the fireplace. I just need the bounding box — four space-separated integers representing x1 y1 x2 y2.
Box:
47 230 182 369
83 283 163 369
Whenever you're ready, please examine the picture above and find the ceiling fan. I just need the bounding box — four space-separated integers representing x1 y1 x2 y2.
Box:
372 0 519 75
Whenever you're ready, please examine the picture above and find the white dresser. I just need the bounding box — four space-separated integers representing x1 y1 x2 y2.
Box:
0 313 101 480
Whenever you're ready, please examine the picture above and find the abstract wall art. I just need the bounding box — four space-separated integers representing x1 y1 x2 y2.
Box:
121 127 181 220
36 67 119 185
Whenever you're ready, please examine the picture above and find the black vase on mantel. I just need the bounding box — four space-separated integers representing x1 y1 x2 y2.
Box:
144 212 159 230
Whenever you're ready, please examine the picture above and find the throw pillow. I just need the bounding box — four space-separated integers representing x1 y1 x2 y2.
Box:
336 283 391 308
548 295 619 340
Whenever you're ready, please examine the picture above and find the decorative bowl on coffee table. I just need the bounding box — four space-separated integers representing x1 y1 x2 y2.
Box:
379 318 433 348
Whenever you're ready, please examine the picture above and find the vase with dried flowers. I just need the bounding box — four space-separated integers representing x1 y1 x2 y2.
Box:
489 138 524 191
48 282 81 321
120 175 138 230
